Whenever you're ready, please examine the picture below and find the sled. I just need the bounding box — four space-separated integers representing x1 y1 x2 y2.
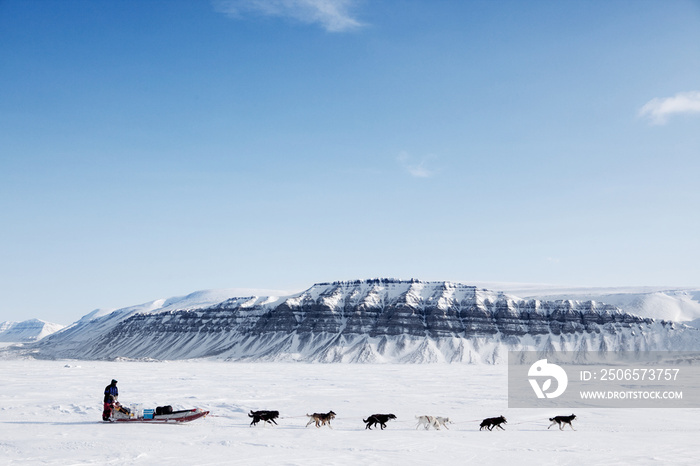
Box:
107 403 209 423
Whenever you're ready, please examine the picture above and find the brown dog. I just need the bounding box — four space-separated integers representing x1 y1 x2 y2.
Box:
305 411 336 428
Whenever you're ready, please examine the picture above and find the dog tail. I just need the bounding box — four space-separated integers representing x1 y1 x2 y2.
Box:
549 417 554 421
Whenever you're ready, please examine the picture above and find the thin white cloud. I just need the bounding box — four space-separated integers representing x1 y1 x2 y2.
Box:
397 151 437 178
213 0 364 32
638 91 700 125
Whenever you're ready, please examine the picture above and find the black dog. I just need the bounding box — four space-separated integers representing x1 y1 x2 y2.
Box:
548 414 576 431
479 415 507 431
363 413 397 430
249 410 279 427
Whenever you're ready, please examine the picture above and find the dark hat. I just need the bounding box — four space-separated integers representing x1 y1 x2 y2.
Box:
111 379 118 384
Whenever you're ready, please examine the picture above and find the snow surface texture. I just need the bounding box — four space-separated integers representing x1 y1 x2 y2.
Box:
0 360 698 465
0 319 64 342
10 279 700 362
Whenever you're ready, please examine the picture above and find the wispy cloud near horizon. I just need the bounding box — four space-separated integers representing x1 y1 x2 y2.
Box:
397 151 437 178
638 91 700 125
213 0 364 32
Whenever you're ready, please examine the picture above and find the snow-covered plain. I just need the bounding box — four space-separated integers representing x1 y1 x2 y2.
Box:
1 360 699 465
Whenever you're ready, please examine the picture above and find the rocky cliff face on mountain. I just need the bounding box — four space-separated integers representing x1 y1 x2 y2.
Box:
24 279 700 362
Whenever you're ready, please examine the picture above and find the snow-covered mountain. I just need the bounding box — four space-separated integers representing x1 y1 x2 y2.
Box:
0 321 14 333
21 279 700 362
0 319 65 342
472 283 700 323
554 289 700 324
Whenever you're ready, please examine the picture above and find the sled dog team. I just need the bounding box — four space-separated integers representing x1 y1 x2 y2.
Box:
248 409 577 431
107 378 577 431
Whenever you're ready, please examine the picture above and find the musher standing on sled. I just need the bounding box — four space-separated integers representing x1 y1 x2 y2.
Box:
102 379 118 421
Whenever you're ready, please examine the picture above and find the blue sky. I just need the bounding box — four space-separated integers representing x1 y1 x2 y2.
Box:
1 0 699 324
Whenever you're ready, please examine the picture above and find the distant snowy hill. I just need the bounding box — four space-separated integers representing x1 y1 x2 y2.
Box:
473 284 700 324
0 319 65 342
19 279 700 362
0 321 14 333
